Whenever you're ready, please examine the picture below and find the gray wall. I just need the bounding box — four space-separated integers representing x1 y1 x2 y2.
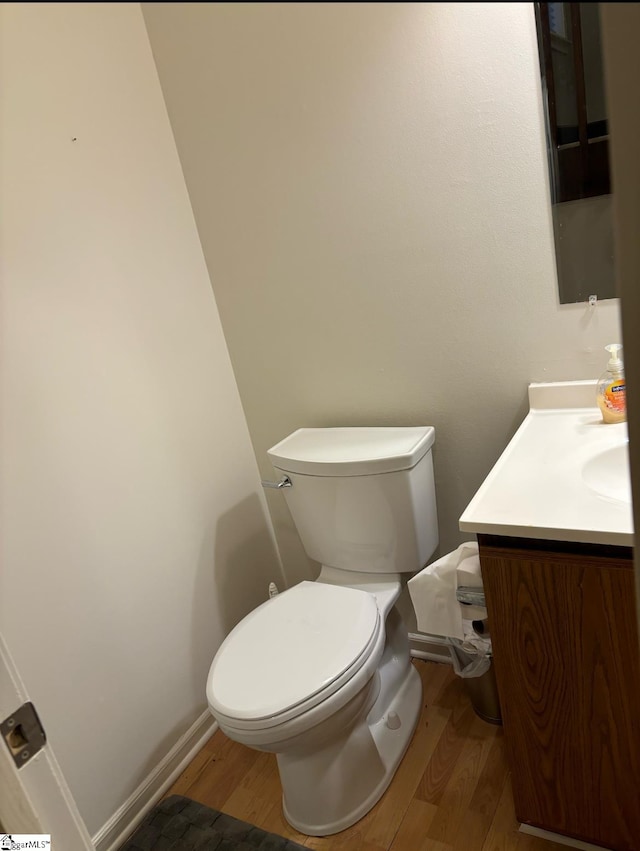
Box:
143 2 622 590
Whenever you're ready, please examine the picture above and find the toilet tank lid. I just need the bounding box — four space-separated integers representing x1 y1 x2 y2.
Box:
267 426 435 477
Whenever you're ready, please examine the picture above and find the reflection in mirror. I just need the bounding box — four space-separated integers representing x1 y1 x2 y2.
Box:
535 3 616 304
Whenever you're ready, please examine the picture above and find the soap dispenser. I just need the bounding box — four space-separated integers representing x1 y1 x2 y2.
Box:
596 343 626 424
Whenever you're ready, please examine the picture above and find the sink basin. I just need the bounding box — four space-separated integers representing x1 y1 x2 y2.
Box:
582 443 632 504
459 381 634 546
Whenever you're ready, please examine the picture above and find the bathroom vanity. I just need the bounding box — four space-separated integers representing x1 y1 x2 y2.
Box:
460 381 639 851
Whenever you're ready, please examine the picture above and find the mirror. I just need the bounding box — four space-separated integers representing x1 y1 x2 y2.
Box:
534 3 616 304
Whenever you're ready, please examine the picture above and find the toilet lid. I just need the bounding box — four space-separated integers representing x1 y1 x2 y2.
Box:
208 581 380 723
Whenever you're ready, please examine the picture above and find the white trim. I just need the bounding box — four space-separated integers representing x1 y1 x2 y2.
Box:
0 738 42 833
519 823 613 851
93 711 218 851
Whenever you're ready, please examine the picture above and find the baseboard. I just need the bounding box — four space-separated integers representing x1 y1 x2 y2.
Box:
93 711 218 851
409 631 453 665
519 823 613 851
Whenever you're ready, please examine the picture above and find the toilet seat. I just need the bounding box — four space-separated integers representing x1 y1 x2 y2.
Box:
207 581 381 729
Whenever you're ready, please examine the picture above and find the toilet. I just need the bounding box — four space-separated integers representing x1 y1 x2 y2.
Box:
206 426 439 836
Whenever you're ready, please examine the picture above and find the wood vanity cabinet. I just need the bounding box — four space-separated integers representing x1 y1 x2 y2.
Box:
478 534 640 851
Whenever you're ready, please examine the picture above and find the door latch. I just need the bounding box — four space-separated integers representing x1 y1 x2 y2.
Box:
1 702 46 767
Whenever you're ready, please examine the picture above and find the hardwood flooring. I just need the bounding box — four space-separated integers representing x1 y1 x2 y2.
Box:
166 660 567 850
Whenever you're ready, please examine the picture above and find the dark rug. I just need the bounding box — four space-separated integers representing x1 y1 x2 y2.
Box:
120 795 307 850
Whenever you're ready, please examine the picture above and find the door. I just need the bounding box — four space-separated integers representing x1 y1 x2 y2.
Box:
0 633 94 848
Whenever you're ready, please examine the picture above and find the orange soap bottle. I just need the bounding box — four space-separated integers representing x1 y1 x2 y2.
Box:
596 344 626 424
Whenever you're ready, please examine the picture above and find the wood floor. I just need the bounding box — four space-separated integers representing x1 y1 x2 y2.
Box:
167 660 567 851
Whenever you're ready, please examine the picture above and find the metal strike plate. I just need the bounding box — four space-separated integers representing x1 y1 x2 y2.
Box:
1 702 46 767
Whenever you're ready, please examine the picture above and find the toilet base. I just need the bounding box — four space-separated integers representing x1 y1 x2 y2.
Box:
279 660 423 836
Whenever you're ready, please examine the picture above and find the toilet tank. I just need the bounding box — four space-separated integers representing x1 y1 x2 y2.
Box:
267 427 438 574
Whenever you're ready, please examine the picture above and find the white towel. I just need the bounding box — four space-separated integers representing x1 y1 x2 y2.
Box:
408 541 483 641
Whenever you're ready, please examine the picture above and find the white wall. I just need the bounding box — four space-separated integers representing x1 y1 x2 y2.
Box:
0 3 283 836
142 2 622 596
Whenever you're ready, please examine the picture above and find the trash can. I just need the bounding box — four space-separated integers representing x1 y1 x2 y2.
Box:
449 588 502 724
463 657 502 725
407 541 502 724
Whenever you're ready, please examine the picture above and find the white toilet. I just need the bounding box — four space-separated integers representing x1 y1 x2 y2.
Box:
206 426 439 836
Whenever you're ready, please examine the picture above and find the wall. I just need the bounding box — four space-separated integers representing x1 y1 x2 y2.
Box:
0 3 283 837
142 2 622 598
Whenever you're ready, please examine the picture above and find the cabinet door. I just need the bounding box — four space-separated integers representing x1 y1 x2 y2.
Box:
479 539 640 850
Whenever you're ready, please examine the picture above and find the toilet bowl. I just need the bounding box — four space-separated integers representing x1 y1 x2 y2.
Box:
206 578 422 835
206 427 439 836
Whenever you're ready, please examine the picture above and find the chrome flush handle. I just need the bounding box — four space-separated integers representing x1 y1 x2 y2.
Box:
261 475 292 489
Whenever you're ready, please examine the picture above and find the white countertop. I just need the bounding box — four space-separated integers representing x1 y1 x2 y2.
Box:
459 380 634 547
